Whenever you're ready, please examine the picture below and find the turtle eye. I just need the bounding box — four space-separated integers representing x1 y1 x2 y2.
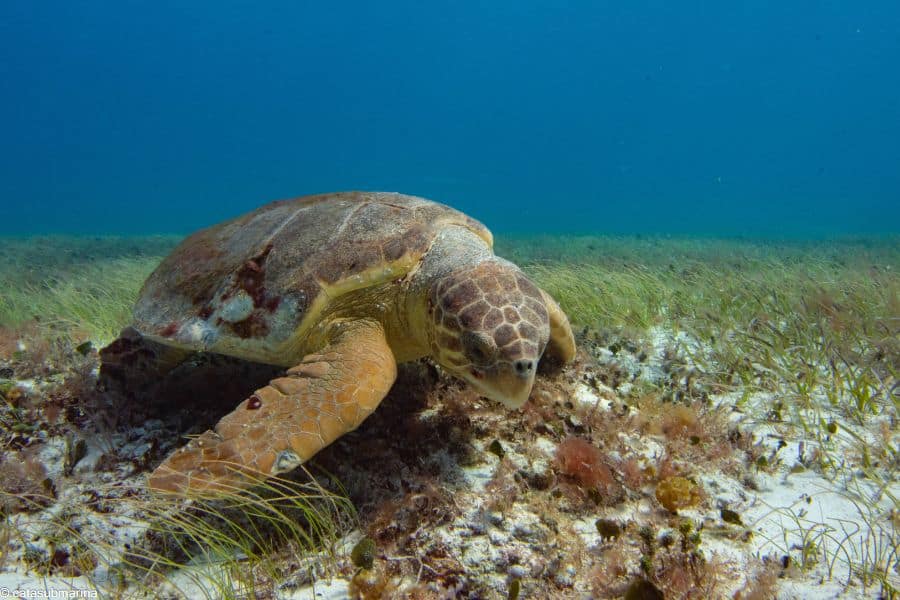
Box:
461 331 497 367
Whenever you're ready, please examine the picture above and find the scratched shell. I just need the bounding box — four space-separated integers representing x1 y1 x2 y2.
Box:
132 191 491 362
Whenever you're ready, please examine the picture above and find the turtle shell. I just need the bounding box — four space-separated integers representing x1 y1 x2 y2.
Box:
133 191 492 364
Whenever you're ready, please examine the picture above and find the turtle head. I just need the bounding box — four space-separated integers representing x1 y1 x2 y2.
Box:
427 261 550 408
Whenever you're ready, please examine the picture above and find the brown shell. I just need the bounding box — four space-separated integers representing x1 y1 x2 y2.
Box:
133 192 491 362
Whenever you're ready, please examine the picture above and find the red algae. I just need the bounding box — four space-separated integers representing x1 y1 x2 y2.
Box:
555 436 614 490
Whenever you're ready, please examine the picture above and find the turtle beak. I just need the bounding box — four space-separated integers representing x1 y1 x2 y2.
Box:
465 365 536 409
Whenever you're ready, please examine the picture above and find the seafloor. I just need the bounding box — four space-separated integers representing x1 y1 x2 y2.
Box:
0 234 897 599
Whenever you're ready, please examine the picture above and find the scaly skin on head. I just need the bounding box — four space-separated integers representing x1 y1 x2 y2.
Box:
427 260 551 408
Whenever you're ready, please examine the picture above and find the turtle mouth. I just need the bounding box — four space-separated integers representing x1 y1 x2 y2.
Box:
462 366 534 409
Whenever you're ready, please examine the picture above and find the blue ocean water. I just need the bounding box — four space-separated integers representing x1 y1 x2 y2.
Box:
1 2 898 237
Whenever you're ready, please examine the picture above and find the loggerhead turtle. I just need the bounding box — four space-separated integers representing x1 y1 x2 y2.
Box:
124 192 575 494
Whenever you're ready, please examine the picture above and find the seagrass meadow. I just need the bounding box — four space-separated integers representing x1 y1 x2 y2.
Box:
0 234 897 599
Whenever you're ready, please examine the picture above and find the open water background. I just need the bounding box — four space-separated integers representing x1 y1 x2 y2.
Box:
2 2 898 237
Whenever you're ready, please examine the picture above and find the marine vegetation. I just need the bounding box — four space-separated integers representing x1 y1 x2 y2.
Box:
0 230 897 598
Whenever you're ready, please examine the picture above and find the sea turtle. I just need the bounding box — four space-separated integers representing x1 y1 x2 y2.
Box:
123 191 575 494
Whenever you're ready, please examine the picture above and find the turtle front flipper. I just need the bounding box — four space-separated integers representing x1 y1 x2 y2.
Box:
538 288 576 371
148 319 397 495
